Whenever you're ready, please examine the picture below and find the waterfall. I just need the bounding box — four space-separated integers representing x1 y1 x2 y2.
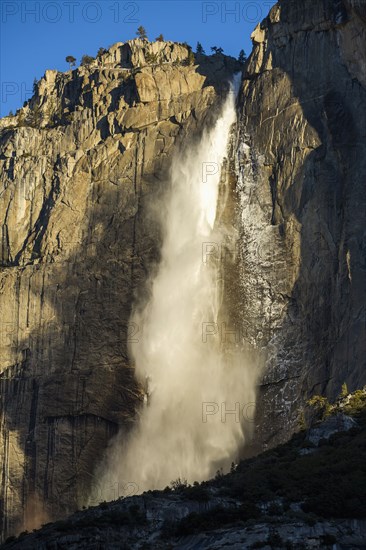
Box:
93 74 259 500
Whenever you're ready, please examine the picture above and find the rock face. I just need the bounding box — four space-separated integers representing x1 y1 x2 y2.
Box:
306 413 357 446
236 0 366 451
0 40 240 537
1 0 366 539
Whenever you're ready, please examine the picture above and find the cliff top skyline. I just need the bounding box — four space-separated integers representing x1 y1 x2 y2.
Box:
0 0 276 116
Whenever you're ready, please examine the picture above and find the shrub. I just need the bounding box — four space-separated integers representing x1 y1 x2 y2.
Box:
341 382 349 398
81 55 94 66
188 50 195 65
307 395 332 420
28 104 42 127
145 51 159 64
343 390 366 417
170 477 188 491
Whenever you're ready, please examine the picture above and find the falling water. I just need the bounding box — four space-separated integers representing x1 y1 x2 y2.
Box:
95 74 259 499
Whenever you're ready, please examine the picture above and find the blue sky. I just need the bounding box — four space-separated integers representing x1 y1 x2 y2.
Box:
0 1 276 116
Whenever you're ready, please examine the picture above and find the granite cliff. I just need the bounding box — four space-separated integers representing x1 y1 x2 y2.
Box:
1 0 366 541
0 40 240 537
235 0 366 451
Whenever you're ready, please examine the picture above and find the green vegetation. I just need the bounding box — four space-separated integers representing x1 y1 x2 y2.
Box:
306 386 366 422
81 55 94 67
211 46 224 55
238 49 247 64
307 394 332 421
5 389 365 546
145 51 159 64
196 42 205 55
342 389 366 416
44 99 57 122
97 47 107 57
167 388 366 539
17 110 26 126
136 25 147 39
298 409 306 430
170 477 188 491
27 104 42 127
65 55 76 69
188 50 195 65
10 100 72 130
218 392 366 520
155 33 164 42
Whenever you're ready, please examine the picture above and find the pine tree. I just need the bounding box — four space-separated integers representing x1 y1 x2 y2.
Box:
196 42 205 55
211 46 224 55
136 25 147 39
66 55 76 69
238 49 247 64
32 77 38 94
155 33 164 42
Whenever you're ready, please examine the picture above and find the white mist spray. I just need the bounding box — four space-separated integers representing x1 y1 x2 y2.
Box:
96 75 259 498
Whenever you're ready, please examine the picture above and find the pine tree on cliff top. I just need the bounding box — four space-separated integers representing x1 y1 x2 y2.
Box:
136 25 147 39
